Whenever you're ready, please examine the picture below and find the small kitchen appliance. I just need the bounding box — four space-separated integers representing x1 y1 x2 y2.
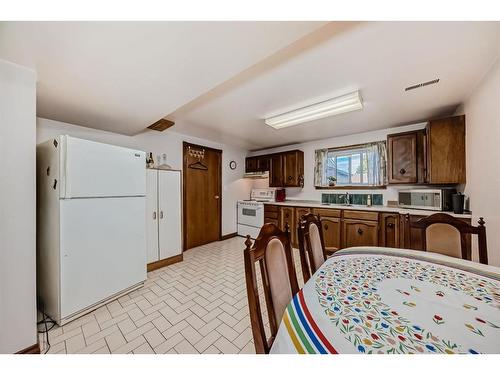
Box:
398 188 456 211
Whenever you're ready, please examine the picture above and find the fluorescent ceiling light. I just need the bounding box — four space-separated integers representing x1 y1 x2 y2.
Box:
265 91 363 129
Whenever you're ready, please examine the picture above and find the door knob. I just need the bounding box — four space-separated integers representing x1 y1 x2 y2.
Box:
399 168 406 175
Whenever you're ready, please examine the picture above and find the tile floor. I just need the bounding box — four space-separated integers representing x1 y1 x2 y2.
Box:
39 237 304 354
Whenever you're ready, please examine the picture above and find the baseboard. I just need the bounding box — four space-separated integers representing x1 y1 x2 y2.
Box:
147 254 183 272
220 232 238 241
16 343 40 354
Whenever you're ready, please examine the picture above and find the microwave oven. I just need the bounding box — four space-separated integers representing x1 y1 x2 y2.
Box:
398 188 456 211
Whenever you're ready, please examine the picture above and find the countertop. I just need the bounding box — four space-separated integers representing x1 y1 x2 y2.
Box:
264 200 472 219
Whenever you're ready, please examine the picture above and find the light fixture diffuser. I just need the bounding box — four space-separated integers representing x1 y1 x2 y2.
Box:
265 91 363 129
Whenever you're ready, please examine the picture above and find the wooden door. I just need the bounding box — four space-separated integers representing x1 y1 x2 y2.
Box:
158 170 182 260
245 157 258 172
426 115 466 184
269 154 283 187
320 216 342 254
387 132 418 183
146 169 159 263
380 213 399 248
256 156 270 172
282 151 304 187
183 142 222 250
280 206 296 246
264 204 279 227
343 219 379 248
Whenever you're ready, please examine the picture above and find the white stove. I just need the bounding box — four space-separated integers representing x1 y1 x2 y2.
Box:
237 189 276 239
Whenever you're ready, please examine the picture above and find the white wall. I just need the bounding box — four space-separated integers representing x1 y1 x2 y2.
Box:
0 59 37 353
249 122 428 204
37 118 252 237
456 58 500 266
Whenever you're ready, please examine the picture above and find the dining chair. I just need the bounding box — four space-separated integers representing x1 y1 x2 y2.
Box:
411 213 488 264
297 213 327 283
243 223 299 354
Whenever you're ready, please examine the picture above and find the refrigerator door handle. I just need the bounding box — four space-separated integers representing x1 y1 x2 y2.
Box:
153 211 157 220
160 211 164 219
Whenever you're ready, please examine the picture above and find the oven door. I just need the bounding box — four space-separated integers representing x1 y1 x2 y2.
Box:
237 203 264 227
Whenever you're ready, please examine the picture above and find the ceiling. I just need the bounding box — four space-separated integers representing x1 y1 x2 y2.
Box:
1 21 499 150
0 21 325 135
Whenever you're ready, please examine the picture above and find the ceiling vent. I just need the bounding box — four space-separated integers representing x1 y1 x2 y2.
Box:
405 78 440 92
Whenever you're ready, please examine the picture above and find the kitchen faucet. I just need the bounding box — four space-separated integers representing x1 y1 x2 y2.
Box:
344 192 350 205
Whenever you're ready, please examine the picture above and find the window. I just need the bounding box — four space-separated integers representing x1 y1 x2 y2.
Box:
314 142 387 187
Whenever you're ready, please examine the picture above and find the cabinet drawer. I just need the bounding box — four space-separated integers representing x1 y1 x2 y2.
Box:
312 208 342 218
264 211 279 220
343 210 379 221
264 204 278 213
265 218 279 227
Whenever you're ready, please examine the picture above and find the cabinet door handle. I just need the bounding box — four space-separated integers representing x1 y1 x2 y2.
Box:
399 168 406 175
288 176 293 181
357 228 364 235
324 224 329 230
160 211 164 219
153 211 157 220
387 223 394 228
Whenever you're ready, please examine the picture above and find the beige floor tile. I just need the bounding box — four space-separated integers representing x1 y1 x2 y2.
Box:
65 333 86 353
133 342 155 354
144 327 166 348
105 329 127 351
38 237 290 355
174 339 199 354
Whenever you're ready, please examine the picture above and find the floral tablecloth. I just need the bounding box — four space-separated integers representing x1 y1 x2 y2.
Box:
270 247 500 354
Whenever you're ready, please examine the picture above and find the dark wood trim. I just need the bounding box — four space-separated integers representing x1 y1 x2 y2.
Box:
148 118 175 131
182 141 223 251
16 343 40 354
315 185 387 190
147 254 183 272
221 232 238 241
183 141 223 155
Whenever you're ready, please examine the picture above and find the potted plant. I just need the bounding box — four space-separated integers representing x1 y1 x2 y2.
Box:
327 176 337 187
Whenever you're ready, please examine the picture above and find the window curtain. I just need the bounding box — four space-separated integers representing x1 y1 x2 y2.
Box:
314 148 329 186
314 141 387 186
365 141 387 186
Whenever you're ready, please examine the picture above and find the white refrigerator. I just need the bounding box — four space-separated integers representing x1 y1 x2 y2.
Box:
37 135 147 325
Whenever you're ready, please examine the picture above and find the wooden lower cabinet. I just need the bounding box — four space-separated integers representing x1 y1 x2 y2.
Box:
343 219 379 248
319 216 342 254
279 206 296 246
380 213 400 248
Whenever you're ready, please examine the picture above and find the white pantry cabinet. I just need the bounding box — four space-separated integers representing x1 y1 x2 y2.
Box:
146 169 182 269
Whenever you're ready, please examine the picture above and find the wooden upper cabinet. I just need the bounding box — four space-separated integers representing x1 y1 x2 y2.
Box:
269 153 284 187
245 157 258 172
248 150 303 188
387 132 418 184
256 156 270 172
282 150 304 188
426 115 466 184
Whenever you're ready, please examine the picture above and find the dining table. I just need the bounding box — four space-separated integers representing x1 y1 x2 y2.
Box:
270 247 500 354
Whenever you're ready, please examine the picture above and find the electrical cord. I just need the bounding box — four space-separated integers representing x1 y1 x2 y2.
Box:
37 301 57 354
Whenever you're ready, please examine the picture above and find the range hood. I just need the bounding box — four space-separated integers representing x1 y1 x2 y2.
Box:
243 171 269 179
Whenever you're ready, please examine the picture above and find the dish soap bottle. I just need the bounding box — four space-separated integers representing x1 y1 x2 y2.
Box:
366 194 372 207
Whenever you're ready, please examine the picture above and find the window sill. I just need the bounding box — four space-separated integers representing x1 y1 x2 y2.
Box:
315 185 387 190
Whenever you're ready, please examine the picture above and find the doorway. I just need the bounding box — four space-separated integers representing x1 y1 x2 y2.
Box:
183 142 222 250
